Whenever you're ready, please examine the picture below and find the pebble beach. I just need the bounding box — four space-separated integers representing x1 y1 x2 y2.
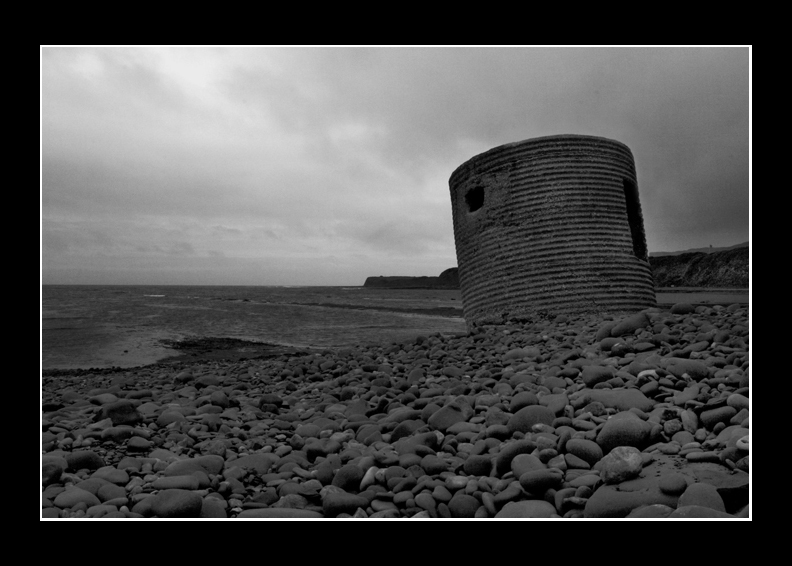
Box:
41 301 750 519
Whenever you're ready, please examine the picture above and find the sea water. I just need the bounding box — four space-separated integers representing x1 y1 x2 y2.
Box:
41 285 466 370
41 285 748 370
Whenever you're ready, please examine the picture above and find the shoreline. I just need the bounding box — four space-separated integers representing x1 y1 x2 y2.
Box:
42 301 750 519
41 337 324 377
41 290 749 373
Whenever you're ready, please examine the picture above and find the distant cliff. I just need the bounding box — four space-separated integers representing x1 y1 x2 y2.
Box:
364 268 459 289
437 268 460 287
364 247 748 289
649 246 748 288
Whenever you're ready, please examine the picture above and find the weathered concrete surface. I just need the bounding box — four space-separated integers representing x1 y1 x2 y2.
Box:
449 134 656 328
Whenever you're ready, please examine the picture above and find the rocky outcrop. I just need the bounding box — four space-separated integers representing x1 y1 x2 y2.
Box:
437 268 459 287
649 247 748 288
363 245 748 290
363 269 459 289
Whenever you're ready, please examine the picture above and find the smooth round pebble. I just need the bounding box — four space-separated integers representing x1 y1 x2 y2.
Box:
507 405 555 435
150 489 203 518
677 482 726 513
42 299 750 521
495 500 557 518
564 438 603 466
726 393 749 411
658 473 689 495
237 508 323 518
518 468 564 494
599 446 644 485
511 453 545 477
626 504 675 518
448 493 479 518
596 412 652 454
54 487 101 509
65 450 105 472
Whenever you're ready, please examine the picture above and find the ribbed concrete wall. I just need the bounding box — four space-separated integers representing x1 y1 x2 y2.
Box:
449 134 656 328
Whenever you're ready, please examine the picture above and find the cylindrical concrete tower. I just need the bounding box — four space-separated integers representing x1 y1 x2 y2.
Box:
449 134 656 328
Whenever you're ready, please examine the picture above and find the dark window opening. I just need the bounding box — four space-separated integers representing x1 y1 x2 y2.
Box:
622 178 648 261
465 186 485 212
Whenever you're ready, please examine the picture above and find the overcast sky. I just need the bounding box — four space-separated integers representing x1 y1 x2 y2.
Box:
41 46 750 286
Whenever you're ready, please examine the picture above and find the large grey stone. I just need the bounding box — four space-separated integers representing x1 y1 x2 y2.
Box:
610 312 650 337
225 453 279 474
596 411 652 454
53 487 101 509
150 489 204 518
102 399 143 426
584 482 678 518
237 508 323 518
507 405 555 435
163 455 224 476
583 389 655 413
664 358 709 381
564 439 603 466
677 482 727 512
322 490 369 517
42 456 66 487
495 500 557 518
427 396 474 433
599 446 644 484
580 366 615 388
668 505 735 518
65 450 105 472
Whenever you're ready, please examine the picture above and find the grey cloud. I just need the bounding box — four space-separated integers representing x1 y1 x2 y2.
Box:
41 46 749 285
